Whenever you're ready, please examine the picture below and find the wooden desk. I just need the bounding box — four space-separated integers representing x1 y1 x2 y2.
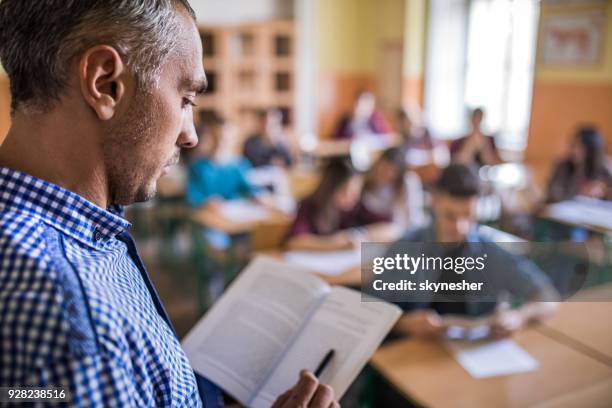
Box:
370 330 612 408
191 203 291 236
533 378 612 408
540 283 612 362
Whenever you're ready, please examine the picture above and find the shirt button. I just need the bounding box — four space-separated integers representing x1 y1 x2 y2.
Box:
93 229 103 242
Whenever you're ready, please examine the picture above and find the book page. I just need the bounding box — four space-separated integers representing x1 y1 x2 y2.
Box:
182 256 330 405
251 287 401 408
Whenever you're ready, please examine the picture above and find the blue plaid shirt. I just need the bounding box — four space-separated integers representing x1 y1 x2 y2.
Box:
0 168 221 407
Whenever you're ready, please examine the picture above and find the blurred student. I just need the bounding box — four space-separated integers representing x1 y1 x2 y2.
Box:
187 112 258 207
397 107 449 169
547 126 612 203
390 164 557 338
357 147 425 229
285 159 364 251
333 90 390 140
243 108 293 168
397 108 434 152
451 108 503 167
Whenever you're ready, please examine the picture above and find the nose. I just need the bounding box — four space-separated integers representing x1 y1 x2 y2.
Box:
456 219 471 236
177 112 198 149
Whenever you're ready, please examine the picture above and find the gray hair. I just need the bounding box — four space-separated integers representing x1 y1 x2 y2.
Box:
0 0 196 113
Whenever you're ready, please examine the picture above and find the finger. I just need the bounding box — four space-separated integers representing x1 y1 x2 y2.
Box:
328 401 341 408
272 389 293 408
288 371 318 406
310 384 335 408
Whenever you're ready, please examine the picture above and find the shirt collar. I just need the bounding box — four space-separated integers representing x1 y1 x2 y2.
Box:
0 167 131 248
425 221 482 243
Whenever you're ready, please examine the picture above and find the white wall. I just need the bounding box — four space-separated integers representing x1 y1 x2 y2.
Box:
190 0 292 24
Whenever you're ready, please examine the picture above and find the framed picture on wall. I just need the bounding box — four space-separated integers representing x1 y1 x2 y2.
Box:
539 11 606 65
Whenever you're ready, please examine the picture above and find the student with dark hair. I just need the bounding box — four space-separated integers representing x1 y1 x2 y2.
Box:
333 90 390 140
357 147 425 228
547 126 612 203
243 108 293 168
396 107 434 151
285 159 364 251
451 108 503 167
186 111 258 207
388 164 557 338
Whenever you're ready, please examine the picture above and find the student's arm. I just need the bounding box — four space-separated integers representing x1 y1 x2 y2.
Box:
490 288 559 338
393 309 444 337
452 135 480 164
479 136 503 166
235 161 260 198
490 249 559 337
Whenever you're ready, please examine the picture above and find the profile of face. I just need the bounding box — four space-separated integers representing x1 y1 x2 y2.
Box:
372 159 399 187
354 92 376 120
102 8 204 204
571 137 586 164
432 193 477 242
333 175 364 212
398 114 413 138
471 110 484 131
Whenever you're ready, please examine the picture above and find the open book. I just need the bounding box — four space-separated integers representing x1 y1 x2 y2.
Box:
182 256 401 408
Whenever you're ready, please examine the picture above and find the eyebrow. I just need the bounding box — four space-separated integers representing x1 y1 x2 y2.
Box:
182 76 208 95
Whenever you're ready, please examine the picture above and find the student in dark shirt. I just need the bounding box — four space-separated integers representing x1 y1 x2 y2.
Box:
243 108 293 168
333 90 390 140
547 126 612 203
451 108 503 167
388 164 558 338
285 159 364 251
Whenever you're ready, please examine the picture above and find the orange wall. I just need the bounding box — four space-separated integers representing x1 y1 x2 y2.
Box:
317 72 374 138
0 75 10 144
527 82 612 163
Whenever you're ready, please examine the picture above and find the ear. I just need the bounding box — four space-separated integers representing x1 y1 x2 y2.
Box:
79 45 126 121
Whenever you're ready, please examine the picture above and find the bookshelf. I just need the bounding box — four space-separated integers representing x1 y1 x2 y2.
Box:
196 20 295 143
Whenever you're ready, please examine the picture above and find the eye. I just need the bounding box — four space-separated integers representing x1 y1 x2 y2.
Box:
182 97 197 108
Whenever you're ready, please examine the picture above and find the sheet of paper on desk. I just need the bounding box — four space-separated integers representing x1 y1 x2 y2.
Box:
446 339 538 378
220 200 270 223
547 199 612 230
283 249 361 276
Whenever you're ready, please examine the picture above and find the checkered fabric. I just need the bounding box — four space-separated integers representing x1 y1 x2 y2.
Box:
0 167 209 407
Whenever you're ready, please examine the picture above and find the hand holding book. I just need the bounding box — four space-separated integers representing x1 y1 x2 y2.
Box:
272 370 338 408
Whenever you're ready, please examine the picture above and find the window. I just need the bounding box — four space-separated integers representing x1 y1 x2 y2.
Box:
425 0 539 151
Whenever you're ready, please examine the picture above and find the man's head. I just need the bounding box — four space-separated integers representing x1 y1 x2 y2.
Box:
353 90 376 120
0 0 206 205
470 107 484 131
432 164 481 242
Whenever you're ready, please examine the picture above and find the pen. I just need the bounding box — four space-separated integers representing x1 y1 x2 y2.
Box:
314 349 335 378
